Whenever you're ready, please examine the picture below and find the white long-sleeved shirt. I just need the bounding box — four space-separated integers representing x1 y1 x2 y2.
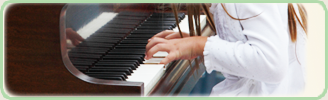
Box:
204 3 306 96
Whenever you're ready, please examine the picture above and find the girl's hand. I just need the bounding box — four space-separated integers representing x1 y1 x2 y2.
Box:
145 36 207 64
151 30 190 40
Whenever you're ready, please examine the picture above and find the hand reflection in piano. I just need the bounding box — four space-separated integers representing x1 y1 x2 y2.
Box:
66 28 84 46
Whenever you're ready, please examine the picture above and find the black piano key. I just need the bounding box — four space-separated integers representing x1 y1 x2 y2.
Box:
96 28 132 33
117 43 147 46
140 23 176 27
76 43 116 49
120 40 148 44
146 18 179 21
143 20 177 23
126 34 154 38
102 55 144 64
114 45 145 49
97 60 140 66
106 52 145 57
110 49 145 52
90 67 133 73
137 25 173 29
85 72 127 81
102 24 137 29
137 26 172 30
104 55 144 60
131 30 163 34
94 64 137 70
139 24 174 28
141 22 177 28
97 60 139 65
126 35 154 40
98 77 125 81
85 72 128 79
128 33 156 35
108 48 146 51
95 62 138 68
88 68 132 75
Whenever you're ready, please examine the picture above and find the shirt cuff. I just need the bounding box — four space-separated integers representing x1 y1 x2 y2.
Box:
203 35 239 74
203 35 218 74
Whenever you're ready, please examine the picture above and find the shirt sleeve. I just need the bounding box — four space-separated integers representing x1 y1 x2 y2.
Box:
203 3 289 84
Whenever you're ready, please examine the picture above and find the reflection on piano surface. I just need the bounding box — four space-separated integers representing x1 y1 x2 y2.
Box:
5 3 214 96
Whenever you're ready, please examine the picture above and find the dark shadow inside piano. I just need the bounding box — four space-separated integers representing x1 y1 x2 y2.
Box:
60 3 215 96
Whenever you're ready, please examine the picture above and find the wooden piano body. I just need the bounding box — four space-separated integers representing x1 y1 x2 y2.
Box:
5 3 214 96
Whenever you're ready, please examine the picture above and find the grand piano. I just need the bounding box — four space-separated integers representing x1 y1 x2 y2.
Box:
5 3 215 96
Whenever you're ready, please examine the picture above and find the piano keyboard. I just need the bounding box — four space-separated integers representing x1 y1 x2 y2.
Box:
67 11 185 95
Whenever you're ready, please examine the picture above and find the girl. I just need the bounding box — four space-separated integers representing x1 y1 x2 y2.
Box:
145 3 307 96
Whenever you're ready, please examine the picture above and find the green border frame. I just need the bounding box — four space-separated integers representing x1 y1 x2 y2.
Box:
0 0 326 100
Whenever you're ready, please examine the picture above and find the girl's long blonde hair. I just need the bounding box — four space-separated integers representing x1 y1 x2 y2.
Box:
171 3 307 42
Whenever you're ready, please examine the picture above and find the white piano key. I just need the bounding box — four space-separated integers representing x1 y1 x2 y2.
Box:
126 64 165 96
143 58 164 64
153 51 168 58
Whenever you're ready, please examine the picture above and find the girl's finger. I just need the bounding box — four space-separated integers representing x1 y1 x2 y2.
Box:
165 32 181 39
165 32 190 39
153 30 175 38
145 43 170 60
145 37 167 52
160 51 180 64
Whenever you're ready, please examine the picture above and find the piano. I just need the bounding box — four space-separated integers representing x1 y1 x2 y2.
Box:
5 3 215 96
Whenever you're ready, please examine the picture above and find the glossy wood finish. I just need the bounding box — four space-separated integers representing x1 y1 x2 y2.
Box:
5 4 142 96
